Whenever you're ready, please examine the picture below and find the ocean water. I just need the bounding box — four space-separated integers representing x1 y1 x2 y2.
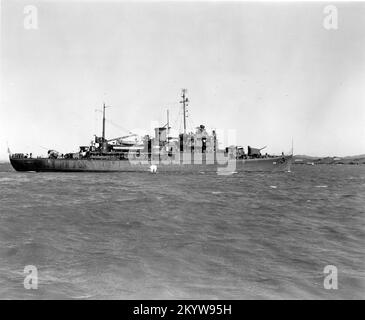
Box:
0 163 364 299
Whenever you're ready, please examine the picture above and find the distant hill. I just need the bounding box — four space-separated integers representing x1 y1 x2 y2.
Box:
294 155 319 160
342 154 365 160
294 154 365 165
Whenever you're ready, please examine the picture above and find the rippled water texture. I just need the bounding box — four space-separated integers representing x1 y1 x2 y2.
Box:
0 163 364 299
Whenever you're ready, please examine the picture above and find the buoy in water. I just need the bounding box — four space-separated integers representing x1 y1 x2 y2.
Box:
150 165 157 173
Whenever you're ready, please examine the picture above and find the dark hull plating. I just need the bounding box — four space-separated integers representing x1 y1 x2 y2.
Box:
10 155 292 173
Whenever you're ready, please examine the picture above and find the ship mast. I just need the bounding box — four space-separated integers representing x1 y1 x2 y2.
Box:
167 109 170 140
101 103 111 141
102 102 106 141
167 109 170 129
180 89 189 134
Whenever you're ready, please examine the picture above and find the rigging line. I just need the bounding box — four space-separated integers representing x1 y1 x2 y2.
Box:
184 107 196 133
170 108 182 133
179 108 185 133
38 145 51 151
163 102 181 107
171 113 180 131
105 119 134 135
95 107 134 135
94 110 99 136
178 110 182 134
187 113 196 133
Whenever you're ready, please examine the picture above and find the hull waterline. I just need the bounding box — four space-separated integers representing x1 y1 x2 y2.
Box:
10 155 292 173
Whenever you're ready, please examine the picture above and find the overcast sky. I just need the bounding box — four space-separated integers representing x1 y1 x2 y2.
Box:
1 1 365 159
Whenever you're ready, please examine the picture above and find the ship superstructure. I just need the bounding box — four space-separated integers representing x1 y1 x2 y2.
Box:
10 90 292 173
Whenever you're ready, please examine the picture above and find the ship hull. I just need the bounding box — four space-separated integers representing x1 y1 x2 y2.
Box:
10 155 292 173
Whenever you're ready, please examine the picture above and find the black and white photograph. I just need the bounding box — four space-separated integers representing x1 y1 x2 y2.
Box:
0 0 364 304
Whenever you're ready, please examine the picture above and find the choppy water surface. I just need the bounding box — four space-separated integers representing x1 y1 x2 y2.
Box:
0 163 364 299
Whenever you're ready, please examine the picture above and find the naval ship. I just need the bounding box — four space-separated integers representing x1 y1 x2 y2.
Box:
10 90 292 173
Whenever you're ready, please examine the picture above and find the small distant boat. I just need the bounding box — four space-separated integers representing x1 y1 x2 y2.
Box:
10 89 293 173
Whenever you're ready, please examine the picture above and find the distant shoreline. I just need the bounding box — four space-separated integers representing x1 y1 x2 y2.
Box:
293 155 365 165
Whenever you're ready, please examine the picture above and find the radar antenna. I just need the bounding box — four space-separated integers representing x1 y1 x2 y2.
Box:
180 89 189 134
